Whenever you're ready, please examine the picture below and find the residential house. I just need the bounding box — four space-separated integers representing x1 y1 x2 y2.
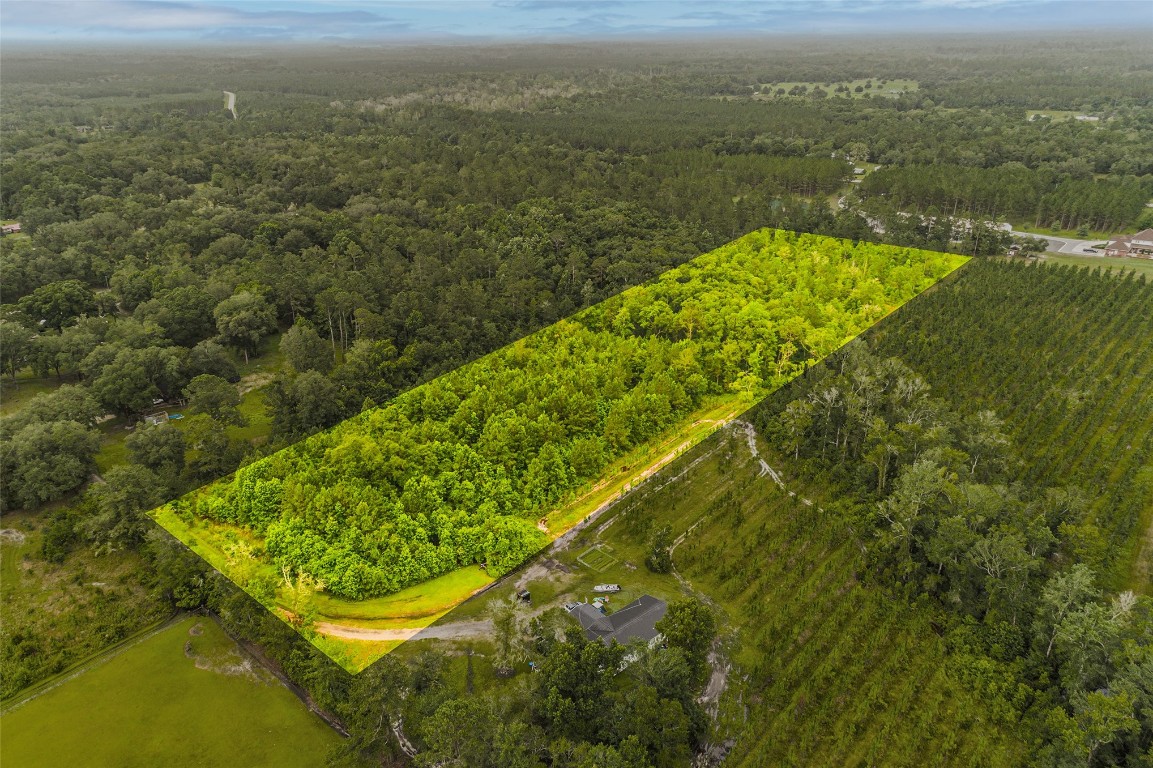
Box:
568 594 667 647
1104 229 1153 258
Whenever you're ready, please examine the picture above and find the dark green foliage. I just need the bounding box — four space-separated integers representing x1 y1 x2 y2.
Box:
0 384 102 432
182 414 245 483
655 599 717 681
860 165 1153 232
0 319 36 378
134 285 218 347
125 422 186 485
183 374 244 426
267 370 345 441
214 291 277 363
40 505 81 563
757 260 1153 765
80 465 163 555
645 526 673 574
86 344 187 417
16 280 97 330
0 420 99 511
535 631 624 742
280 323 333 374
868 261 1153 573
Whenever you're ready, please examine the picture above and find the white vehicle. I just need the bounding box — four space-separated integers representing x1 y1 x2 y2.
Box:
592 584 621 593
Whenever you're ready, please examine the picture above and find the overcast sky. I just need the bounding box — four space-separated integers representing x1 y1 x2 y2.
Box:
2 0 1150 43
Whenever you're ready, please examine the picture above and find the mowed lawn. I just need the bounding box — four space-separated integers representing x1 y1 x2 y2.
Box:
1 616 342 768
1038 253 1153 277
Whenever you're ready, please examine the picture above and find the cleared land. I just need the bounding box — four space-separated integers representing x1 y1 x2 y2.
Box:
0 509 171 699
0 615 341 767
1037 253 1153 278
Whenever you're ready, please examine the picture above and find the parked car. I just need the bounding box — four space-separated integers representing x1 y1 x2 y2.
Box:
563 602 582 612
1082 247 1099 253
593 584 621 593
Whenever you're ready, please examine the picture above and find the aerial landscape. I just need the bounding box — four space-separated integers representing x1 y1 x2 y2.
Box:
1 1 1151 767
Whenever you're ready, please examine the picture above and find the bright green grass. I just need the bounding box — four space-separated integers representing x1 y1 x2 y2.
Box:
227 385 272 444
237 332 285 378
0 616 342 768
94 417 132 473
1026 110 1092 122
313 565 493 623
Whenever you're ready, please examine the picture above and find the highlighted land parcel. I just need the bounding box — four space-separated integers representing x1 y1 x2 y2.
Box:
150 229 967 671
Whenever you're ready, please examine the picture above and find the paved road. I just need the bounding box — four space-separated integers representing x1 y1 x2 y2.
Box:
1008 227 1103 255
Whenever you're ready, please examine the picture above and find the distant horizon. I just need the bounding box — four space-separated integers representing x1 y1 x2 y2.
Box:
2 0 1150 45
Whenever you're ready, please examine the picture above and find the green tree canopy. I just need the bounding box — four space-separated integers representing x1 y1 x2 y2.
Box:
213 291 276 363
183 374 244 426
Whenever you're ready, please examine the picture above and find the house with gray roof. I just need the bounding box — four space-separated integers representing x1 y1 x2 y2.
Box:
568 595 667 647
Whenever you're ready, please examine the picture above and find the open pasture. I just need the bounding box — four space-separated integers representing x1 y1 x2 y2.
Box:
1 615 341 768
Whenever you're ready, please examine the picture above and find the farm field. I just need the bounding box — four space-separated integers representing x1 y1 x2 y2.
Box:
151 229 966 671
0 615 343 768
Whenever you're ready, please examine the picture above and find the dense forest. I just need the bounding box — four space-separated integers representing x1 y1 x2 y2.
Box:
164 230 961 601
2 36 1152 768
751 261 1153 766
2 38 1151 519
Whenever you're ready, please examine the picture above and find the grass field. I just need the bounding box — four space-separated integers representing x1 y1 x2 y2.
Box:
0 509 172 699
0 373 60 416
313 565 494 625
0 616 343 768
1037 253 1153 277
